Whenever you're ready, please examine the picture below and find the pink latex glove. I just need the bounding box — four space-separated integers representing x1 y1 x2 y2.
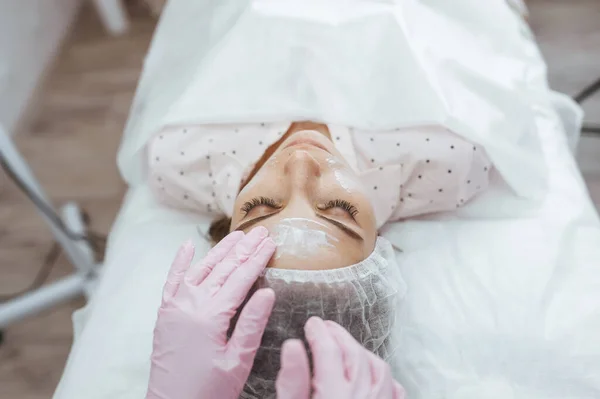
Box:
146 226 277 399
276 317 406 399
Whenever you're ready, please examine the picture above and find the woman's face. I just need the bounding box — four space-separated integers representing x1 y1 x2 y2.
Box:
230 123 377 270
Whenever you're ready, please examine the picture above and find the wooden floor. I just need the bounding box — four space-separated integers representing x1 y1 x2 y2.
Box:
529 0 600 203
0 1 599 398
0 3 156 398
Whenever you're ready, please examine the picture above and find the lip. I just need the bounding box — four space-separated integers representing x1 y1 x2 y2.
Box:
284 138 331 154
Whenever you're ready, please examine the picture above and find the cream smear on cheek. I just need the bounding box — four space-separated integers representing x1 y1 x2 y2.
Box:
271 218 339 259
327 157 364 194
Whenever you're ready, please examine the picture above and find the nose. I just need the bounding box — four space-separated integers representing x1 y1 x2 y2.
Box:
284 150 321 187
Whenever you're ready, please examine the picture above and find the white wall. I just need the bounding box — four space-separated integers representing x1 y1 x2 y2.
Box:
0 0 80 133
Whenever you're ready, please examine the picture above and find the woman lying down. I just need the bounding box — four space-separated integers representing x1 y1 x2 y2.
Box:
145 121 492 398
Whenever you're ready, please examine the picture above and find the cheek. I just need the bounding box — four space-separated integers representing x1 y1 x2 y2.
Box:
324 158 365 194
239 156 284 196
270 224 339 260
332 169 366 194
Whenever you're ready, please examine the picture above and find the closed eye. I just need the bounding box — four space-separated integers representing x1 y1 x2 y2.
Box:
241 196 282 215
316 199 358 220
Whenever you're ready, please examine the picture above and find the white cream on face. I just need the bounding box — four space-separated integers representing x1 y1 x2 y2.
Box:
334 169 354 192
327 157 364 194
271 218 339 259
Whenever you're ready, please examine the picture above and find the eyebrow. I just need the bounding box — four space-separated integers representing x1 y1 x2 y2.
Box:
315 215 363 241
234 213 363 242
235 214 276 232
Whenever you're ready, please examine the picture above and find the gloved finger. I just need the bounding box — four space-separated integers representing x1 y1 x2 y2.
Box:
304 317 345 381
234 226 270 262
217 237 276 306
393 381 407 399
200 226 269 292
185 230 244 285
365 351 393 398
227 288 275 363
161 240 195 306
324 320 369 390
275 339 311 399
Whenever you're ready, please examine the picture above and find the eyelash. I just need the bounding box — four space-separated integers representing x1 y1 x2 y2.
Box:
241 196 282 214
318 199 359 220
241 197 359 219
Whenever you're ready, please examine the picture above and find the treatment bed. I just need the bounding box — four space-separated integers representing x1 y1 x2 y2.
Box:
54 1 600 398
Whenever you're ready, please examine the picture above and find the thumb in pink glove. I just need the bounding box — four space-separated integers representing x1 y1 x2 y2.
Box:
276 317 406 399
146 226 276 399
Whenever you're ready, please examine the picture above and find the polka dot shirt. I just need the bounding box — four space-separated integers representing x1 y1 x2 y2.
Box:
148 123 491 227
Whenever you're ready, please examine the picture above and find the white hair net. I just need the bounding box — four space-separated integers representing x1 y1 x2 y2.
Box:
232 236 406 399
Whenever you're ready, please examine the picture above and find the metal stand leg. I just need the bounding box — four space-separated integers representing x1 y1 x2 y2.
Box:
61 202 99 299
0 276 88 330
575 77 600 137
92 0 130 35
0 201 100 330
0 127 102 332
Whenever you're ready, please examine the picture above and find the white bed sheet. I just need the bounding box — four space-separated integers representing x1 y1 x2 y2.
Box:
55 124 600 399
54 0 600 397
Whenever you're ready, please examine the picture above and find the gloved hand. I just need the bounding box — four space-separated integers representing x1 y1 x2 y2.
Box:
146 226 277 399
276 317 406 399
